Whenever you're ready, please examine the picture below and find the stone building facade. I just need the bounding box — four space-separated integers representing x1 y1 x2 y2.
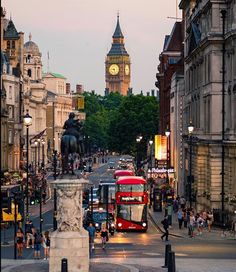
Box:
23 34 47 168
179 0 236 214
2 12 24 173
43 73 72 155
156 22 184 136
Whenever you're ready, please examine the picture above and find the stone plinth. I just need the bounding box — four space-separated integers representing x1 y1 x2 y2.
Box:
49 177 89 272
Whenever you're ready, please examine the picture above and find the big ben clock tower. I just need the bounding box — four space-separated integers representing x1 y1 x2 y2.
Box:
105 15 131 96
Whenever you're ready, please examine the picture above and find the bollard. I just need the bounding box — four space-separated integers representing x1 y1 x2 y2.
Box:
162 244 171 268
61 258 68 272
168 251 176 272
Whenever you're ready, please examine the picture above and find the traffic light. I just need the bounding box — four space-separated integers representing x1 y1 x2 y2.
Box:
155 159 158 168
1 190 12 213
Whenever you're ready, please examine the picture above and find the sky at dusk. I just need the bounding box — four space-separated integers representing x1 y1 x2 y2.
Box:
2 0 182 95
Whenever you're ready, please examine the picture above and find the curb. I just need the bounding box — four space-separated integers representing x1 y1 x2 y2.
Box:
148 210 184 238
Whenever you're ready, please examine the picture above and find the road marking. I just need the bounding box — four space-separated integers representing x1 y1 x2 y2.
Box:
175 253 188 257
144 252 161 256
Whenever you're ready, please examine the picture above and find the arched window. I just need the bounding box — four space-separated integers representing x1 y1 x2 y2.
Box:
37 67 40 79
27 55 31 63
7 41 10 49
27 69 32 77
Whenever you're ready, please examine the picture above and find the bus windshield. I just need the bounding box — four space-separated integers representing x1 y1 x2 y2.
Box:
117 204 147 222
117 184 145 192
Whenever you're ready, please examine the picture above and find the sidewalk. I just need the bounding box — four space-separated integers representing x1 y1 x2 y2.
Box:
148 208 236 241
1 258 167 272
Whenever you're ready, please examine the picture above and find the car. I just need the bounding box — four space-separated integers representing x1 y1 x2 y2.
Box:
108 161 115 170
89 188 99 208
83 209 115 234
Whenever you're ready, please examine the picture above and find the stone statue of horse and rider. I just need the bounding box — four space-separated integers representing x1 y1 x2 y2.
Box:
61 112 84 174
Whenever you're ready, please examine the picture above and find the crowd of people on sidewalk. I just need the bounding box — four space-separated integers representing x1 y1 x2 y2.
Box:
160 196 215 240
15 220 50 260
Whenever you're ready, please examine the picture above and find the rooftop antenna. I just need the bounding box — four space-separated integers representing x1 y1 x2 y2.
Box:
167 0 181 21
47 51 50 73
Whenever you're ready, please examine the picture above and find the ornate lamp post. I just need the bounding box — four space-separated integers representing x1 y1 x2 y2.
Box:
23 110 32 219
165 127 171 169
188 121 194 209
41 138 45 169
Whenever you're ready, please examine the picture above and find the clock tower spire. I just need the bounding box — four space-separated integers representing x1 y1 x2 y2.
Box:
105 15 131 96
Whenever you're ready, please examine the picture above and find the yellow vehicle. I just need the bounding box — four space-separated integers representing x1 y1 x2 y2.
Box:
1 185 23 223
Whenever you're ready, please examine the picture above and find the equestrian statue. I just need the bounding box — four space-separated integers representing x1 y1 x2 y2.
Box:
61 112 84 174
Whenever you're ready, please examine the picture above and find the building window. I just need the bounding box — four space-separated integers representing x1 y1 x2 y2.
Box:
8 130 13 144
27 55 31 63
8 106 13 119
12 41 15 49
9 86 12 99
27 69 32 77
7 41 10 49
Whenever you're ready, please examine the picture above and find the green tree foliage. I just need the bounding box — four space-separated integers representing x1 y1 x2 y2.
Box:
108 95 159 156
83 92 159 154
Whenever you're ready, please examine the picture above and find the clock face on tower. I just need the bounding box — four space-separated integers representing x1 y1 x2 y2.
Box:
125 64 130 75
109 64 119 75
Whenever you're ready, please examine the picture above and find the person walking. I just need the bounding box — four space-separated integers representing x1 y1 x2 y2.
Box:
42 231 50 260
207 211 214 232
188 211 195 238
87 223 96 250
25 221 35 249
177 208 183 229
33 229 42 259
100 224 109 249
161 216 169 241
16 228 24 258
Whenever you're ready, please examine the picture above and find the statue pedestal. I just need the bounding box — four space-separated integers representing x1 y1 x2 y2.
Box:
49 177 89 272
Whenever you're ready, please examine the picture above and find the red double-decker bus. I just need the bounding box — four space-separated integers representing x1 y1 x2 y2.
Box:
113 169 134 179
115 176 148 232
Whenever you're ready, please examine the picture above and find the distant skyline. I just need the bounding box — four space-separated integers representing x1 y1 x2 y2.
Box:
2 0 182 95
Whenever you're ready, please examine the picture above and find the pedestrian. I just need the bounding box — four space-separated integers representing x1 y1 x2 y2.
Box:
202 210 208 228
33 229 42 259
100 224 109 249
173 198 179 213
16 228 24 258
161 216 169 241
188 211 195 238
87 222 96 250
42 231 50 260
179 196 186 209
207 211 214 232
25 221 35 249
183 208 188 228
197 213 204 235
177 208 183 229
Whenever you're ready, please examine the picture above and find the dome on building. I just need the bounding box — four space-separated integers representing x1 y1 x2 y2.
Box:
24 33 40 54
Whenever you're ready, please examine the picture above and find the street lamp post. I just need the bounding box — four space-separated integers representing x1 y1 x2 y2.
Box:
165 127 171 169
34 141 38 174
41 138 45 169
37 138 41 170
23 110 32 220
39 184 43 233
136 135 142 170
188 122 194 209
149 139 153 169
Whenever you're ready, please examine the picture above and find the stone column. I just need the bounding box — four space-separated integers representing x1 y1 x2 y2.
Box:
49 176 89 272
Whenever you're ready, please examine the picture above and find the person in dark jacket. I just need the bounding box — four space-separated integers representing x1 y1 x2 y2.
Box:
161 216 169 241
